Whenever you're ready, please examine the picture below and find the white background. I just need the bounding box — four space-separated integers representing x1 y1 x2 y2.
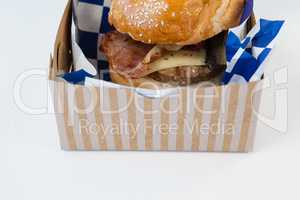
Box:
1 0 300 200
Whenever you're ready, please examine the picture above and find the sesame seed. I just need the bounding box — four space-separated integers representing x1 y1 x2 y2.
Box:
122 0 169 29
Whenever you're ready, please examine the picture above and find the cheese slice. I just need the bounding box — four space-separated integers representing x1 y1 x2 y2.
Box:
140 49 207 77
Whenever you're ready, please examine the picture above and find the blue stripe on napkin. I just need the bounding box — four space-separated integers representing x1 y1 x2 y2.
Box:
241 0 253 23
252 19 285 47
63 69 94 84
79 0 104 6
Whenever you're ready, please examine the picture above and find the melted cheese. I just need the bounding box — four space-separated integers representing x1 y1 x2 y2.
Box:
140 49 207 77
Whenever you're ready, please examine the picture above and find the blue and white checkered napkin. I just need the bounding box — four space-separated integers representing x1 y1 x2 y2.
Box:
223 18 284 84
66 0 284 85
64 0 113 83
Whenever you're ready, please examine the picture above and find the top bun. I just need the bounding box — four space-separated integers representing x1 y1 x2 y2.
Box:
109 0 245 45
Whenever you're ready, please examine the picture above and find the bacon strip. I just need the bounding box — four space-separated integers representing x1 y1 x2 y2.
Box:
100 31 154 78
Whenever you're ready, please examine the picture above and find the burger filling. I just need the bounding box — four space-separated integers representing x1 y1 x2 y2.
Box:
100 31 227 86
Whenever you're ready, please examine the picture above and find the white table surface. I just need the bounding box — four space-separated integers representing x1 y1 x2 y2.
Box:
1 1 299 199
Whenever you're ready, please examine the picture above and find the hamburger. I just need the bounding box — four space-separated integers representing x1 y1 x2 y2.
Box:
100 0 246 89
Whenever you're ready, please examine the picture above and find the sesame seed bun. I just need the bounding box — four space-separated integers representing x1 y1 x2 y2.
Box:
109 0 245 45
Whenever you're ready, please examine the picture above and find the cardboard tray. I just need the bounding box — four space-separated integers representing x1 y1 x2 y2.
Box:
49 0 262 152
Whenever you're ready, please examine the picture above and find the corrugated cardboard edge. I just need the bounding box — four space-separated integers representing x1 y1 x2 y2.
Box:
49 0 73 150
49 0 72 80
